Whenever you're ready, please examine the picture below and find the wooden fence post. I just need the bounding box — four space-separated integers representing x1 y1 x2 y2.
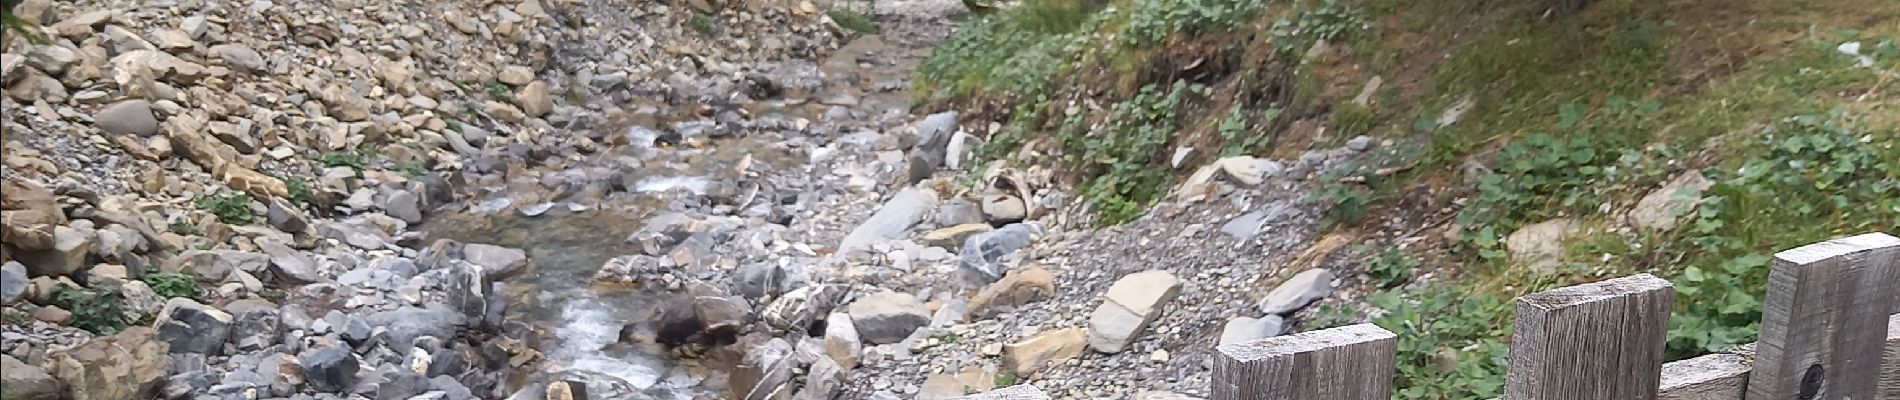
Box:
1881 314 1898 400
1211 323 1395 400
1749 233 1900 400
1504 274 1674 400
1657 344 1755 400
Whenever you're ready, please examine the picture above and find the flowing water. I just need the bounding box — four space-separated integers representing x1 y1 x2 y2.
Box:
418 31 933 397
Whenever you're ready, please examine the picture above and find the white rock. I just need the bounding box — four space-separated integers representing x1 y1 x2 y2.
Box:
1086 270 1181 353
1258 268 1333 315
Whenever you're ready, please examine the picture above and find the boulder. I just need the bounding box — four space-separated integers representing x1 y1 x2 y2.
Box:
920 223 991 250
1087 270 1182 353
516 81 554 117
95 100 160 136
966 266 1056 319
934 198 985 227
265 198 309 233
209 44 266 74
300 345 359 393
760 284 847 333
729 338 795 400
14 225 96 276
461 244 530 280
3 354 60 400
729 262 787 300
957 223 1042 283
364 306 464 353
2 261 29 304
258 239 323 285
49 327 169 400
383 189 424 224
846 291 930 345
1218 315 1286 346
225 299 282 352
1258 268 1334 315
821 312 860 368
1627 171 1713 231
1 178 65 251
979 194 1026 224
498 66 534 86
1504 219 1581 274
911 112 958 168
1003 328 1086 376
154 297 234 355
836 188 937 255
163 250 268 282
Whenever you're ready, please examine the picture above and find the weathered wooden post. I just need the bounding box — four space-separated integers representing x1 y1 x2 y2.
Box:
1211 323 1396 400
1657 344 1755 400
1749 233 1900 399
1504 273 1674 400
1882 314 1898 400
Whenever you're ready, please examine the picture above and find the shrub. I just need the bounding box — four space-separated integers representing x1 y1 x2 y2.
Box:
827 10 878 34
194 193 258 225
143 272 201 300
52 287 128 335
1067 81 1197 224
1120 0 1261 47
1372 288 1511 399
283 177 317 206
317 149 365 171
1359 245 1418 288
689 13 714 35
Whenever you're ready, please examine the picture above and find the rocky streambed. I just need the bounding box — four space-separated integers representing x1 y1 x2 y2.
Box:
0 0 1418 397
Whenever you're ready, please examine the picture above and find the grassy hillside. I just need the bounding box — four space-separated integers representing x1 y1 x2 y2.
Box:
916 0 1899 397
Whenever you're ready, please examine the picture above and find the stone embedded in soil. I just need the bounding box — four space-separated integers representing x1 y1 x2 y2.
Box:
1504 218 1581 275
155 297 234 355
837 187 938 255
966 266 1055 320
1087 270 1182 353
1627 171 1713 231
1218 315 1285 346
1003 328 1087 376
921 223 991 250
1258 268 1334 315
95 99 161 137
846 290 930 345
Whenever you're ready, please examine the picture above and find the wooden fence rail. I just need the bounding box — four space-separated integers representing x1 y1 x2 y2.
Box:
1212 232 1900 400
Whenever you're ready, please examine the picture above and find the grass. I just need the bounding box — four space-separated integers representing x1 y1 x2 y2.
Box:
828 10 879 34
690 13 715 35
194 193 258 225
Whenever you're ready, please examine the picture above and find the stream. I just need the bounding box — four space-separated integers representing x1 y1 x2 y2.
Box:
417 30 935 398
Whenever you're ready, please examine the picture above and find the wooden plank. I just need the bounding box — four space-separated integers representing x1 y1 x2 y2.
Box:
1749 233 1900 400
1658 344 1755 400
1212 323 1396 400
1882 314 1898 400
950 384 1051 400
1504 274 1674 400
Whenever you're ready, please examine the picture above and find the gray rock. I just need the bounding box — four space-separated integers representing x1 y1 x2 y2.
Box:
2 354 60 400
428 375 474 400
376 372 431 400
154 297 234 355
1220 209 1269 239
731 338 795 400
24 45 76 74
1218 315 1285 346
837 188 938 255
209 44 266 74
1258 269 1334 315
364 306 463 353
911 112 958 168
730 262 787 300
822 312 860 368
258 239 322 284
266 198 309 233
300 345 359 393
383 190 423 224
1 261 28 304
934 198 984 227
978 194 1026 224
225 299 281 352
164 250 268 282
957 223 1042 283
1086 270 1182 353
95 100 160 136
1346 135 1376 152
1627 171 1713 231
461 244 528 280
846 291 930 345
163 370 223 399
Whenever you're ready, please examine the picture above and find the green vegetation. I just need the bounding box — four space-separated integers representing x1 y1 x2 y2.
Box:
283 176 317 206
168 219 201 235
827 10 879 34
194 193 258 225
143 272 202 300
993 370 1018 388
392 162 429 178
484 81 511 101
317 149 366 171
921 0 1900 396
52 287 128 335
0 0 47 45
1306 303 1359 330
689 13 715 35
